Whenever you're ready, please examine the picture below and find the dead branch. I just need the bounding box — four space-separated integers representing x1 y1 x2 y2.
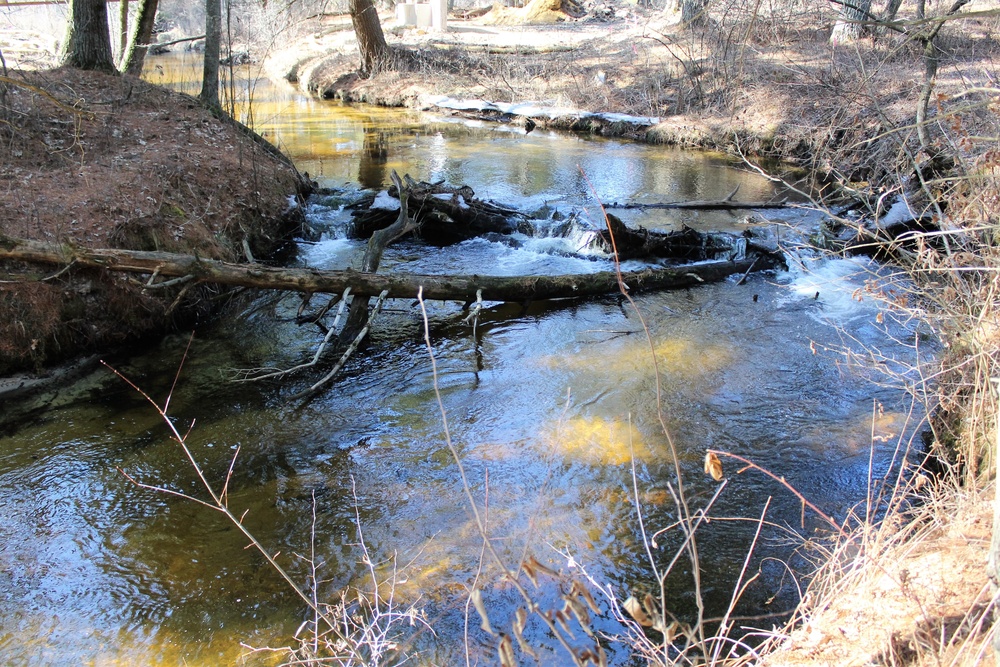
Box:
342 170 420 341
231 287 353 383
292 289 390 400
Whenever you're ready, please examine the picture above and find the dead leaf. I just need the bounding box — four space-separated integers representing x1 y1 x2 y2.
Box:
472 589 496 636
512 608 539 660
564 595 594 636
623 596 653 627
596 644 608 667
521 558 538 587
553 608 575 638
525 555 559 579
704 451 724 481
570 580 601 614
498 633 518 667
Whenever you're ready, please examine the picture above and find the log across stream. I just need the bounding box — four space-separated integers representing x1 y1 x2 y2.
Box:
0 178 786 304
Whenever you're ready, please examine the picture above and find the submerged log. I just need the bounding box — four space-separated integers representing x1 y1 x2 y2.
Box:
0 236 781 302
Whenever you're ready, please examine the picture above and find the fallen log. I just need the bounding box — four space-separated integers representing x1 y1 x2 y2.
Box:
606 199 788 211
349 180 786 260
605 186 788 211
598 213 782 262
0 236 782 302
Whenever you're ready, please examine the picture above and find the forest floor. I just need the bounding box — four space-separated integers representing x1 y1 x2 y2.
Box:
1 2 999 665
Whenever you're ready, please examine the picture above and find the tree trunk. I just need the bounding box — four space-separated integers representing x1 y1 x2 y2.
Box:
830 0 873 45
118 0 129 59
199 0 222 110
0 237 778 303
663 0 708 26
61 0 116 72
883 0 903 23
120 0 159 76
349 0 390 76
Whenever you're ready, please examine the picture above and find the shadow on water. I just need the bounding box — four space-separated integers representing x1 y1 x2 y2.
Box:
0 52 932 665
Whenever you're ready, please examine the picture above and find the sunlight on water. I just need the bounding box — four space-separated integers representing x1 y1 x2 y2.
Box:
143 52 790 224
544 415 649 465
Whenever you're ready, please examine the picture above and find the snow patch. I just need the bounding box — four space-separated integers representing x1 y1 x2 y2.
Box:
420 95 659 127
371 190 401 210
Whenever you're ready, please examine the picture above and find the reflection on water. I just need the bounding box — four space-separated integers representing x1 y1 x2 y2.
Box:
145 52 800 231
0 53 927 665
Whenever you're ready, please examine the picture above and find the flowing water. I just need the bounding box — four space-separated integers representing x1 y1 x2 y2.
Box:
0 53 928 665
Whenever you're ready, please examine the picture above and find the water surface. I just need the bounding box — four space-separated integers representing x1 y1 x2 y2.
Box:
0 53 926 665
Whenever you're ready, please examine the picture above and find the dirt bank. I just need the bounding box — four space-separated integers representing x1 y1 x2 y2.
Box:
0 67 307 377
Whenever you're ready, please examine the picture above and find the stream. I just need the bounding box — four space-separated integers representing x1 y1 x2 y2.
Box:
0 53 928 665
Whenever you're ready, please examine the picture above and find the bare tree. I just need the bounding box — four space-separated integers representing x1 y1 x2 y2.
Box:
61 0 116 71
884 0 903 23
120 0 160 75
118 0 129 57
663 0 708 26
830 0 873 44
349 0 390 76
200 0 222 109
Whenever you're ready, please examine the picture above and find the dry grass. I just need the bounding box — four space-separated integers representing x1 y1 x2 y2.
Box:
759 479 996 667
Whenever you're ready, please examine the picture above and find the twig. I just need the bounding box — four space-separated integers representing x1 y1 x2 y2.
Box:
582 164 708 643
710 497 771 664
234 287 351 382
417 286 589 666
139 273 196 290
292 289 390 400
143 34 207 49
104 348 340 635
708 449 849 538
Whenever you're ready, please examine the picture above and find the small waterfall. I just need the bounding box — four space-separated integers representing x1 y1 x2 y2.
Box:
519 211 608 258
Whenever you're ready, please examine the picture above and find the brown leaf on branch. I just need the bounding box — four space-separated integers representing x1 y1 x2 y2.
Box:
704 451 724 481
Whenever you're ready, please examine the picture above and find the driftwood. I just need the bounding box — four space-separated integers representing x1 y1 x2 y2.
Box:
598 213 780 263
606 199 788 211
0 236 780 302
342 171 420 341
350 177 531 244
819 215 941 258
349 180 786 265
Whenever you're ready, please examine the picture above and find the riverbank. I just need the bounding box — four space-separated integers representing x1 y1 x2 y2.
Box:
0 67 307 377
268 3 999 185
